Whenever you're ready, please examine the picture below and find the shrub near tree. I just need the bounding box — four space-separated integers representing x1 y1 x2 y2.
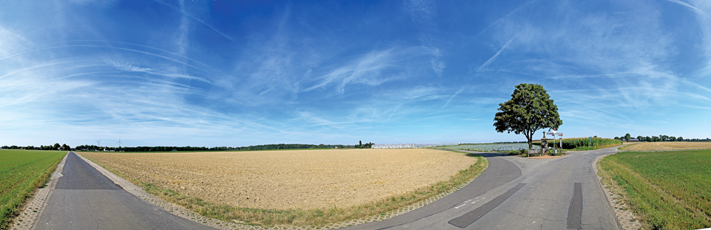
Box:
494 83 562 150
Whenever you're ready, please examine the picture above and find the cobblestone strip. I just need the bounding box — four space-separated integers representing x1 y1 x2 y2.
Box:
10 152 69 230
77 152 483 230
593 154 642 230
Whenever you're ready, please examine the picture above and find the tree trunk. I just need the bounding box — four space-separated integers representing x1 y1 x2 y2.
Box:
527 134 533 150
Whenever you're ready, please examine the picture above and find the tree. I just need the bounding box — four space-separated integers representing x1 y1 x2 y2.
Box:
359 140 362 148
494 83 562 150
614 137 620 140
363 142 374 148
677 136 684 141
625 133 631 142
53 143 60 150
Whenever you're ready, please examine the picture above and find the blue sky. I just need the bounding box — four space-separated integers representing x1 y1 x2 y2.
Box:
1 0 710 147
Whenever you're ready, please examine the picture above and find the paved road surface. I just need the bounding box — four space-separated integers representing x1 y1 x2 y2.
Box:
343 148 621 230
34 151 215 230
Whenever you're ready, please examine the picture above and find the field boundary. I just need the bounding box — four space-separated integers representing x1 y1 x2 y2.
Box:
73 152 235 229
607 159 711 223
78 151 488 229
594 153 640 230
8 152 68 230
598 150 711 229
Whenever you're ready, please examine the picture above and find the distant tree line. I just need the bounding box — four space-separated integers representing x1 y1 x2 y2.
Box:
72 143 359 152
3 142 379 152
1 143 70 150
614 133 710 142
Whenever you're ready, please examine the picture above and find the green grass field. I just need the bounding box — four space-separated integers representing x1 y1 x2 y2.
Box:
598 150 711 229
0 150 66 229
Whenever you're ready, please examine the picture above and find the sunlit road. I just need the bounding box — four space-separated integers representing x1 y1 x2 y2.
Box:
34 151 214 230
343 148 621 230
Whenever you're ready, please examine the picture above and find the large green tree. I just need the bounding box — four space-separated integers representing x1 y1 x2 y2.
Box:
494 83 563 150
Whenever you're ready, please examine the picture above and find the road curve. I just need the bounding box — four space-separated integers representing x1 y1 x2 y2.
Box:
342 148 621 230
33 151 215 230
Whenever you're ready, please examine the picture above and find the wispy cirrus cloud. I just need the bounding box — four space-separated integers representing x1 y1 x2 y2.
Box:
304 49 404 93
405 0 446 76
2 1 710 147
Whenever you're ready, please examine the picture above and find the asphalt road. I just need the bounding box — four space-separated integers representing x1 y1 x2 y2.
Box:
34 151 215 230
343 148 621 230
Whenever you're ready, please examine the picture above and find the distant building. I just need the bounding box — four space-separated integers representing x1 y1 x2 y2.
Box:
372 144 417 149
372 144 433 149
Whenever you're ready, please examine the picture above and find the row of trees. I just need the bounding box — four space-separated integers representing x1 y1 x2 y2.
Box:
1 143 70 150
614 133 710 142
3 142 377 152
73 143 360 152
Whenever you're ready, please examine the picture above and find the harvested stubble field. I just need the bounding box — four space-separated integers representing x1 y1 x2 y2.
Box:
80 149 477 210
620 142 711 151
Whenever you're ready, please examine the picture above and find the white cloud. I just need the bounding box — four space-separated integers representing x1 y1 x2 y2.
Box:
305 49 402 93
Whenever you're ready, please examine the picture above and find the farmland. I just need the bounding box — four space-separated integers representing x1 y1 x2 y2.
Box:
598 149 711 229
620 141 711 151
444 143 539 151
0 150 66 229
80 149 484 225
533 137 621 150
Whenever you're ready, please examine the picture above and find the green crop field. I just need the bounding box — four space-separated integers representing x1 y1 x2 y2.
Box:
534 137 621 150
0 150 66 229
598 150 711 229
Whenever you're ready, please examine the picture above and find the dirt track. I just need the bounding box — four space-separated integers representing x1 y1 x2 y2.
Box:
80 149 477 210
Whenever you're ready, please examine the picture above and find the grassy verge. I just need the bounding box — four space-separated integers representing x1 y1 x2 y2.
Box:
0 150 66 230
597 150 711 229
81 151 487 227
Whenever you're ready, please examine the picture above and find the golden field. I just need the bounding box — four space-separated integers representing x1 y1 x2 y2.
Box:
80 149 477 210
620 142 711 151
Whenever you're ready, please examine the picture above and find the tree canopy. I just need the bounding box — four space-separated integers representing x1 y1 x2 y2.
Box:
494 83 562 150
